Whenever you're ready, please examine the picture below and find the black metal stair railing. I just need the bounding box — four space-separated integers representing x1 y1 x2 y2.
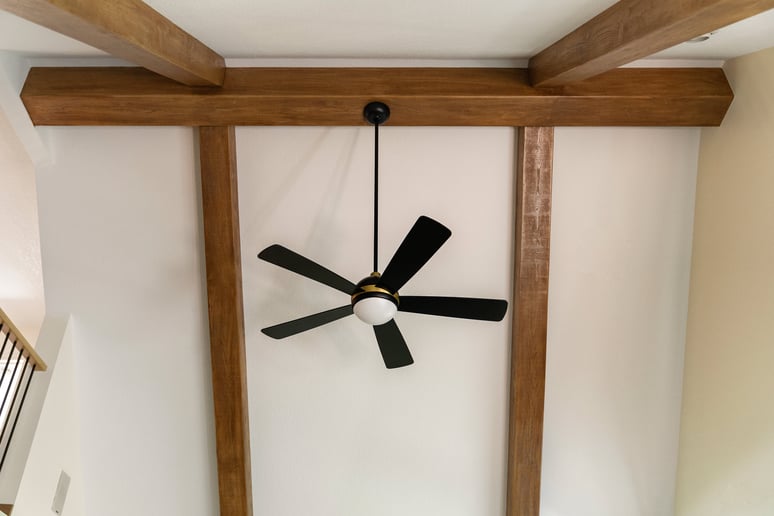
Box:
0 309 47 475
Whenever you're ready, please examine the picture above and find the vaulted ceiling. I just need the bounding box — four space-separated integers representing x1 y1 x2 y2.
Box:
2 2 774 516
2 0 774 61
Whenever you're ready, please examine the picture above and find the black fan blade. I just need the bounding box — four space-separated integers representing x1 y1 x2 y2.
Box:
399 296 508 321
258 244 356 295
378 216 451 293
262 305 353 339
373 320 414 369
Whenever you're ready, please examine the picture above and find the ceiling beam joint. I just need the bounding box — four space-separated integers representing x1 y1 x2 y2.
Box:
0 0 225 86
529 0 774 87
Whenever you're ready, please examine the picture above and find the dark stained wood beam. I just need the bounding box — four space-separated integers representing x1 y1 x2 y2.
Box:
506 127 553 516
0 0 224 86
21 66 733 127
529 0 774 87
198 126 253 516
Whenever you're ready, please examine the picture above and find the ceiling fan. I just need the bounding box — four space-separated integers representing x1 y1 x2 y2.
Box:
257 102 508 369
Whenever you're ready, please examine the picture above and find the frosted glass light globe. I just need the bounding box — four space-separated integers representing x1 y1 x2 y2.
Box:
353 297 398 326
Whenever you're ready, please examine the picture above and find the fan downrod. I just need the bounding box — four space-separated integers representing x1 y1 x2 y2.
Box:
364 102 390 125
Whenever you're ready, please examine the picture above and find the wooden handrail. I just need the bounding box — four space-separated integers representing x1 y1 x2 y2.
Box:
0 308 47 372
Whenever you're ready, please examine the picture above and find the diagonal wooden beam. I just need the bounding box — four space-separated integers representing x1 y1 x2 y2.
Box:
0 0 224 86
529 0 774 87
199 126 253 516
20 66 733 127
506 127 553 516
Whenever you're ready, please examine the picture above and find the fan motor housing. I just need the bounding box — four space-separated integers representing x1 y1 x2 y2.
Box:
351 274 399 307
351 274 399 326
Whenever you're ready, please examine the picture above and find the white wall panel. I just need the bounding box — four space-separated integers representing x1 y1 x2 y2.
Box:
32 124 698 516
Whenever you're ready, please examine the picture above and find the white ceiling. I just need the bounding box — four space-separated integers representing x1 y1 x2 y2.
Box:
1 0 773 62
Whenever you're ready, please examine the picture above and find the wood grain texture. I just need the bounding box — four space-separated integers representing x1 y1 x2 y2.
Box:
0 0 224 86
198 126 253 516
507 127 553 516
529 0 774 86
0 503 12 514
21 66 733 127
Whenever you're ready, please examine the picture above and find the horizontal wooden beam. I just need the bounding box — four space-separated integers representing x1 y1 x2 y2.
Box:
529 0 774 87
0 0 225 86
21 66 733 127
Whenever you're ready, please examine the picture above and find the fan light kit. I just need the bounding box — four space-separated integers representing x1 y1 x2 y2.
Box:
257 102 508 369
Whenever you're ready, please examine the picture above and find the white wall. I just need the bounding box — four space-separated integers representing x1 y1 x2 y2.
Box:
0 52 48 167
0 52 47 344
544 127 699 516
10 315 84 516
35 127 218 516
0 314 75 504
674 46 774 516
240 127 514 516
33 124 699 516
0 99 45 344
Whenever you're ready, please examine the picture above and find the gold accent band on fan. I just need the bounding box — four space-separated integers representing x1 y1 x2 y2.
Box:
351 284 400 304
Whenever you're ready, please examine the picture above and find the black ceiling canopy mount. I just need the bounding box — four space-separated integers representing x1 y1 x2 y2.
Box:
363 101 390 125
257 102 508 369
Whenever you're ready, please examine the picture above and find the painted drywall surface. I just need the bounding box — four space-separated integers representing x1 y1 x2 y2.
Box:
0 106 45 345
0 54 47 345
240 127 515 516
0 53 45 344
541 127 699 516
35 127 218 516
11 315 84 515
674 46 774 516
0 52 49 167
32 125 699 515
0 314 70 502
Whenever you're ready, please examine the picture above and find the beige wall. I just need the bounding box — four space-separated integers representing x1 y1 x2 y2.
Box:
0 108 44 344
675 47 774 515
0 53 45 344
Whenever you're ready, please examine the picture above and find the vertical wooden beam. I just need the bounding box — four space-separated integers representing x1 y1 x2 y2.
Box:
506 127 553 516
199 126 253 516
